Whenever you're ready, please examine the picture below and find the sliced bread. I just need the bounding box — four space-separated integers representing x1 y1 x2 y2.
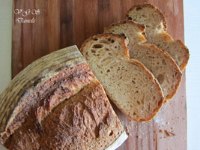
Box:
127 4 189 71
81 34 164 121
104 21 182 100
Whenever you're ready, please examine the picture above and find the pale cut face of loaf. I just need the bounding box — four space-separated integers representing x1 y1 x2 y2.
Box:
0 46 125 150
104 21 182 100
81 34 164 121
127 4 189 71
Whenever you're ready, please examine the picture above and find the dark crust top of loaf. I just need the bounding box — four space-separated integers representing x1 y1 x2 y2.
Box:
127 3 167 30
4 81 124 150
0 63 97 143
0 46 86 133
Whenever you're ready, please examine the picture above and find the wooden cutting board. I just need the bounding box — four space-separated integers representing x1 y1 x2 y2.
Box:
12 0 187 149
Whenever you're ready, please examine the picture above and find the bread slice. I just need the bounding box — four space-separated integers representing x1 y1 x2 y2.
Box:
0 46 126 149
127 4 189 71
104 21 182 100
81 34 164 121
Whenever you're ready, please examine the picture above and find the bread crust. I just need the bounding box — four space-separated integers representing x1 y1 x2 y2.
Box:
127 3 167 30
0 46 87 133
176 40 190 71
4 81 124 149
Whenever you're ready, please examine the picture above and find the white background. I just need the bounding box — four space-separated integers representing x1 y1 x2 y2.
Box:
0 0 200 149
184 0 200 150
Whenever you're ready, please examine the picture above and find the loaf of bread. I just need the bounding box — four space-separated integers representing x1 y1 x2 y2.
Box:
104 21 182 100
0 46 126 150
127 4 189 71
81 34 164 122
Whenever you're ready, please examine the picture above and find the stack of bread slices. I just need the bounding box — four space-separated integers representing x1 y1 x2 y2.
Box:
0 4 189 150
81 3 189 122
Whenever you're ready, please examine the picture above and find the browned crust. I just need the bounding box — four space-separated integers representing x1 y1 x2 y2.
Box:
80 33 130 57
4 80 124 149
127 3 167 30
0 46 85 133
143 43 182 101
1 63 97 143
176 40 190 71
104 20 145 33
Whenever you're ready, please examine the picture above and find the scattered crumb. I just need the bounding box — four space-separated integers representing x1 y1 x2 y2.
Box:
125 126 130 135
164 130 175 137
159 129 175 138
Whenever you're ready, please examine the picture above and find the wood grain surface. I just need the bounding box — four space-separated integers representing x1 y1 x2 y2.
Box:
12 0 187 149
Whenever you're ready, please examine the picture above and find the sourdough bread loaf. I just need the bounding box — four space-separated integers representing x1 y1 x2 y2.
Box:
0 46 125 150
81 34 164 122
104 21 182 100
127 4 189 71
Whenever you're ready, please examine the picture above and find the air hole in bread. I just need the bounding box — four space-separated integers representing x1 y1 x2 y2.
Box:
137 101 140 105
109 130 114 136
127 16 132 20
93 44 103 48
91 49 96 53
100 40 110 44
132 80 135 84
108 38 115 43
162 59 166 65
142 32 146 36
93 38 98 41
108 52 112 56
141 14 146 18
157 74 164 84
120 33 126 38
107 69 110 73
136 6 142 11
85 52 88 56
